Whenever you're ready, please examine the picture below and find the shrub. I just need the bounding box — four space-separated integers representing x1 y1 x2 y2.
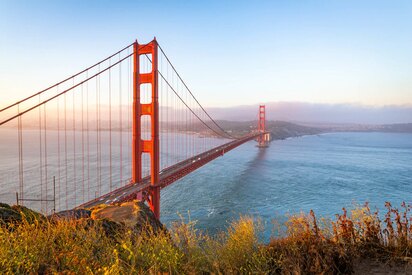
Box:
1 202 412 274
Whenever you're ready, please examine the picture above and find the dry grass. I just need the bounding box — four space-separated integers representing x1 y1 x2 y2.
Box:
1 202 412 274
268 202 412 274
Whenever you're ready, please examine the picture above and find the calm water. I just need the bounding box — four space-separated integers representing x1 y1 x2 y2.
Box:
0 128 227 211
1 130 411 239
160 132 412 239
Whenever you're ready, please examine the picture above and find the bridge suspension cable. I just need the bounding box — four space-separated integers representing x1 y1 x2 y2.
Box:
0 52 134 126
0 43 134 113
157 44 236 139
0 38 264 217
139 43 235 140
156 68 233 139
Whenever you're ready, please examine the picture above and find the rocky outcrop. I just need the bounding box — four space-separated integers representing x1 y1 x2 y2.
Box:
50 208 92 220
89 200 164 234
0 200 165 237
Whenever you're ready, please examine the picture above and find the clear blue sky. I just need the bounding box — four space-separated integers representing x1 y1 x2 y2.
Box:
1 0 411 107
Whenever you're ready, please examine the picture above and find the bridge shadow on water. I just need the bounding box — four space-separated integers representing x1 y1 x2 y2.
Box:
238 147 268 181
210 146 270 224
159 144 279 239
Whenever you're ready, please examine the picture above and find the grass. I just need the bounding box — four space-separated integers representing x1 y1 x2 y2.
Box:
1 202 412 274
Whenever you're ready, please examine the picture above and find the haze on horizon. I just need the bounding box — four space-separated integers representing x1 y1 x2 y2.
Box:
1 0 411 124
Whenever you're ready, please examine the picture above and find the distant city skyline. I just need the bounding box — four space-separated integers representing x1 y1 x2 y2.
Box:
1 0 412 111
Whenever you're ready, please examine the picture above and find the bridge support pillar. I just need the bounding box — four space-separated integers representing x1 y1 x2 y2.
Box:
257 105 268 147
132 38 160 219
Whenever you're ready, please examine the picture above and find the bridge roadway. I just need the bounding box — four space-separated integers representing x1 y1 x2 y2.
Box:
79 133 263 209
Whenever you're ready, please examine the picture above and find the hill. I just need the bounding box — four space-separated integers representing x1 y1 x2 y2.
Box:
216 120 323 139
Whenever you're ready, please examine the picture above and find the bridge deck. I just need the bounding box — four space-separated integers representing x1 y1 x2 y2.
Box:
79 133 262 209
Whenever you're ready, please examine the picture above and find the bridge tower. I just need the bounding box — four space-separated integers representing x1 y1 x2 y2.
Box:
257 105 268 147
132 39 161 218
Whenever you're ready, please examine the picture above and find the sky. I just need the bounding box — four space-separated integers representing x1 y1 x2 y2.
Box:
1 0 412 110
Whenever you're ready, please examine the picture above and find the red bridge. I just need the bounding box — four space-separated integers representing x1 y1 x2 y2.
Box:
0 38 269 218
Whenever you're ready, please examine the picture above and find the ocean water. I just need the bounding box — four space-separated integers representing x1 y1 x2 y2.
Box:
1 130 411 239
160 132 412 239
0 128 227 211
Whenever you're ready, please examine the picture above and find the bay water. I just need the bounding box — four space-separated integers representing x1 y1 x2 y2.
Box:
1 129 411 239
160 132 412 239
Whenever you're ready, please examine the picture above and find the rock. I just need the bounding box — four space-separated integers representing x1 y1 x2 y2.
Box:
1 200 165 239
90 200 165 235
50 209 92 220
49 200 165 238
88 218 125 238
50 208 122 238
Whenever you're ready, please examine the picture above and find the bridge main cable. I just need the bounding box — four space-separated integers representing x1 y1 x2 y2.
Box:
158 44 236 139
0 43 134 113
0 52 133 126
156 69 234 140
0 38 264 216
145 43 237 140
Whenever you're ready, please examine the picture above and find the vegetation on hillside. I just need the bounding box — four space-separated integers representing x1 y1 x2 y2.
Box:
1 202 412 274
214 120 323 139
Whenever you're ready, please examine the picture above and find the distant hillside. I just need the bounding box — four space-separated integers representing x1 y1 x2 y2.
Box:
208 102 412 124
215 120 323 139
266 121 324 139
299 122 412 133
380 123 412 133
217 120 412 140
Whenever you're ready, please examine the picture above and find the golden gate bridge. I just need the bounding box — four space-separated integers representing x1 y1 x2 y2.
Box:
0 38 269 218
